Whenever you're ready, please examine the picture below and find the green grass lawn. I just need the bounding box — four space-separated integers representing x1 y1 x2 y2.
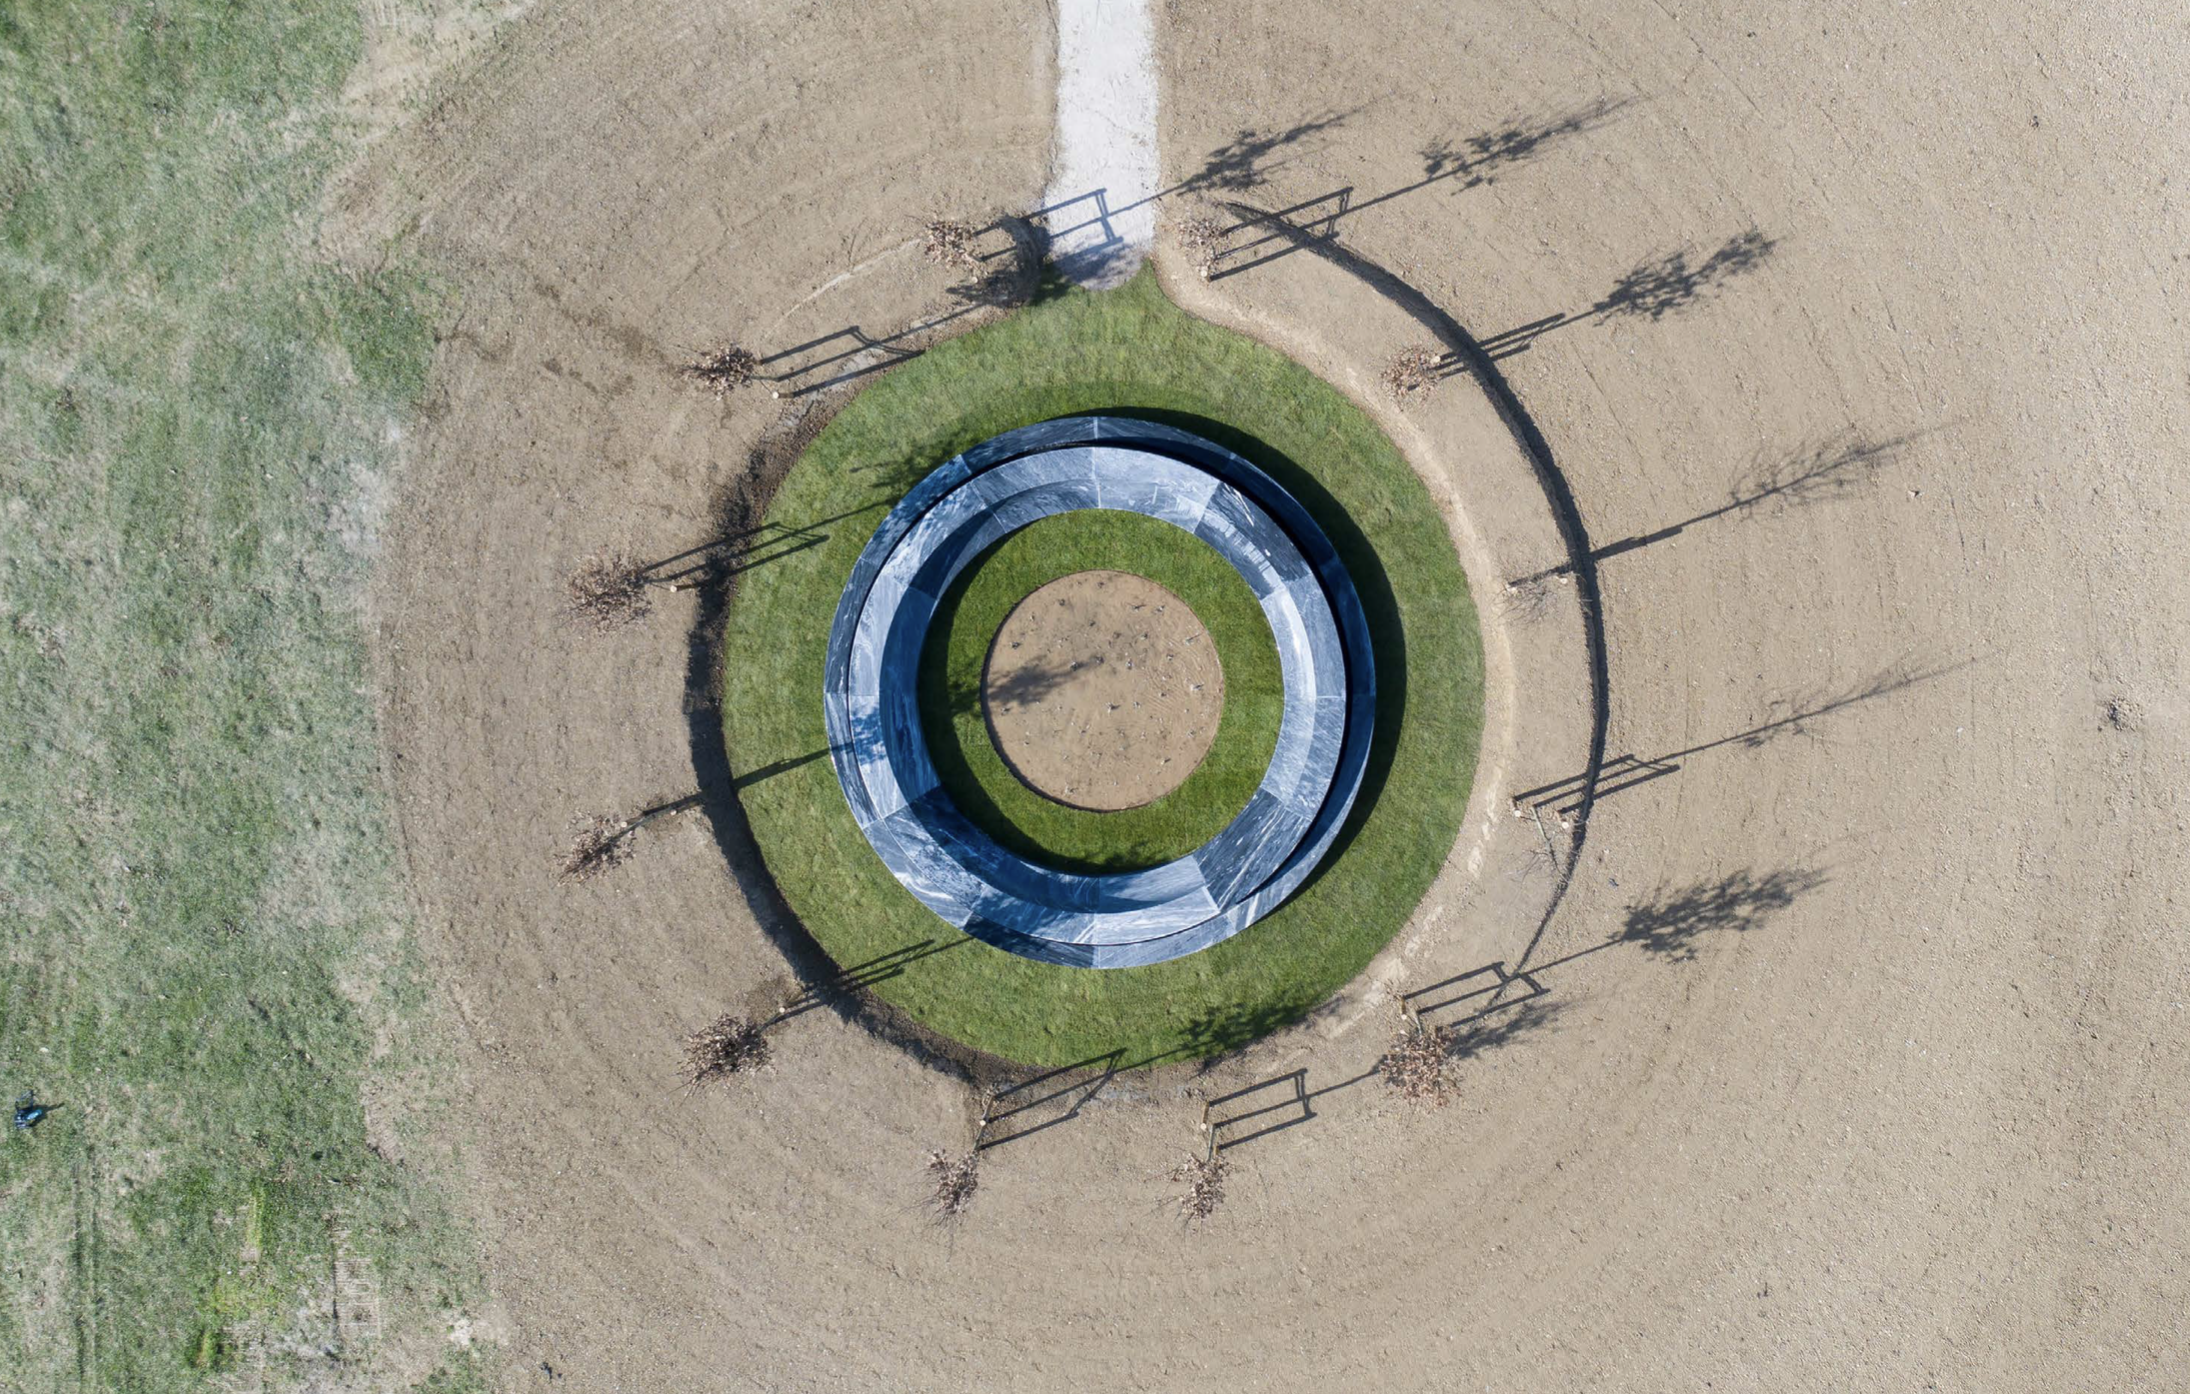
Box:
920 509 1282 873
0 4 485 1388
722 270 1485 1068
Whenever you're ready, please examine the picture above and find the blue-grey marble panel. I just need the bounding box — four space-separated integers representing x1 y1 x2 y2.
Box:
819 416 1378 969
1089 464 1223 533
1196 485 1312 587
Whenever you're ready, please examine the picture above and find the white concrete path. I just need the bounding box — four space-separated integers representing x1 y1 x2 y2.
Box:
1041 0 1159 287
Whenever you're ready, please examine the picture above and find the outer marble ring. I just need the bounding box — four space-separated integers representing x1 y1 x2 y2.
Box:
823 417 1374 968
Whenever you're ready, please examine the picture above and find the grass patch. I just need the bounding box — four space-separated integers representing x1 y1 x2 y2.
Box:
920 509 1282 873
0 3 485 1388
722 270 1484 1067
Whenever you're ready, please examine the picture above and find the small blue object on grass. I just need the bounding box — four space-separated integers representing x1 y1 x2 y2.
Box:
14 1091 56 1130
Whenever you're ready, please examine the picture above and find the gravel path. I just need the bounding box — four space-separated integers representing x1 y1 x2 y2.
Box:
1041 0 1158 286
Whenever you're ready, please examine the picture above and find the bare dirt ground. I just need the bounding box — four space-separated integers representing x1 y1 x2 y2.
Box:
353 0 2188 1388
984 571 1223 810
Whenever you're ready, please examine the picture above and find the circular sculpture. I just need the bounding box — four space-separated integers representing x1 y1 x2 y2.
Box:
824 416 1374 968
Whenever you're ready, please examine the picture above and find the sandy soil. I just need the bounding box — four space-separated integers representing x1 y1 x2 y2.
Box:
353 0 2189 1388
984 570 1222 809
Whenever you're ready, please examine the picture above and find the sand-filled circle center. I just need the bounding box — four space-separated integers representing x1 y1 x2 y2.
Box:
983 569 1224 812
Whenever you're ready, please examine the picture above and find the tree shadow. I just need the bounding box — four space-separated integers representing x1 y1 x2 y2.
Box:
1200 98 1636 279
731 747 833 791
1613 868 1830 962
976 651 1105 811
1729 428 1914 511
1511 656 1966 823
1171 109 1360 198
1507 429 1917 587
1438 994 1569 1064
1420 96 1637 185
1180 996 1326 1062
850 452 942 508
1509 863 1830 981
1431 228 1781 374
1596 227 1777 320
1206 856 1820 1147
1116 96 1630 269
913 531 1190 871
980 653 1078 714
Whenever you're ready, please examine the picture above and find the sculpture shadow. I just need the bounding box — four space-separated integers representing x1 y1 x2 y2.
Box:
681 487 857 993
681 466 990 1082
1215 193 1611 982
914 534 1190 875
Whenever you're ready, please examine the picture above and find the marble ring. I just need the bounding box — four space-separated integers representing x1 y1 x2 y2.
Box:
823 417 1374 967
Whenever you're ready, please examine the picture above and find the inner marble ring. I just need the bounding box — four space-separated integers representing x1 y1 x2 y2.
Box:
823 416 1374 968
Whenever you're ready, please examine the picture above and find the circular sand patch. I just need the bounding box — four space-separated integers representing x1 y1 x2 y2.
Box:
983 570 1223 810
